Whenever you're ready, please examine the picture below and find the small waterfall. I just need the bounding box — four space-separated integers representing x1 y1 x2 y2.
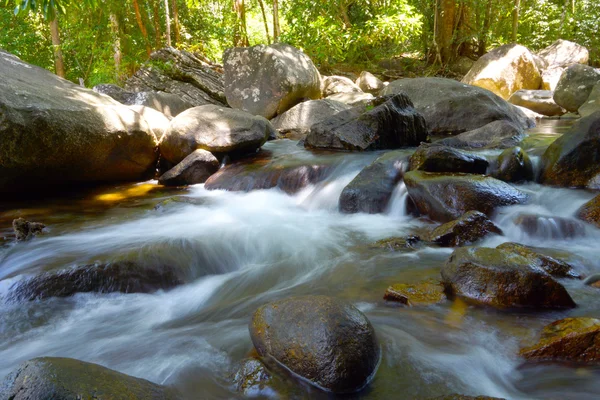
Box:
386 181 409 217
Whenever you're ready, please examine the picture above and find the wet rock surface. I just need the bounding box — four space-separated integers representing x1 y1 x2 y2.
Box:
496 242 581 279
0 357 181 400
382 77 533 135
435 120 525 150
404 171 528 222
409 144 489 174
520 318 600 363
511 213 586 239
233 357 274 396
8 261 184 301
158 149 220 186
441 247 576 309
249 295 380 393
12 218 45 241
576 194 600 228
383 281 445 306
305 93 427 151
426 211 502 247
490 147 534 183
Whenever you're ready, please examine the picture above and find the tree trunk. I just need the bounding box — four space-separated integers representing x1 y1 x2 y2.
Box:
257 0 271 44
153 0 162 49
49 16 65 78
164 0 171 47
233 0 249 47
559 0 570 33
272 0 280 42
109 13 122 82
171 0 180 45
437 0 456 64
478 0 493 56
340 1 352 29
133 0 152 56
511 0 520 42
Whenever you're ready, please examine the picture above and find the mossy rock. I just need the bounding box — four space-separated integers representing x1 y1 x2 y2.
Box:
520 318 600 363
496 242 581 279
426 211 502 247
577 194 600 228
383 281 446 306
371 235 422 252
0 357 181 400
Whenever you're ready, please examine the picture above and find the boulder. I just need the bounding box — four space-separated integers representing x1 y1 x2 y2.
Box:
409 144 489 174
371 236 422 252
450 56 476 75
0 357 180 400
7 261 184 302
511 213 586 240
339 151 408 214
326 92 375 106
426 211 502 247
158 149 219 186
576 194 600 228
404 171 528 222
383 281 445 306
519 318 600 363
12 218 45 241
496 242 581 279
539 111 600 189
233 358 274 396
578 83 600 118
305 93 427 151
125 47 226 107
204 153 333 194
436 120 525 150
537 39 589 69
322 75 362 96
223 43 321 119
382 77 533 135
462 44 541 100
508 90 565 116
128 105 171 140
441 247 576 309
553 64 600 112
249 295 379 393
160 105 274 164
355 71 385 95
490 147 534 183
125 91 195 118
93 83 134 103
270 99 350 139
0 50 159 193
541 66 565 91
513 105 544 121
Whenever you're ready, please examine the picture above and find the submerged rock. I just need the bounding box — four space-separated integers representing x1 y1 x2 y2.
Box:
508 90 565 117
436 120 525 150
160 105 274 164
404 171 528 222
12 218 45 241
490 147 534 183
249 295 379 393
539 111 600 189
233 357 274 396
0 357 181 400
8 261 184 301
576 194 600 228
520 318 600 363
553 64 600 112
409 144 489 174
496 242 581 279
305 93 427 151
270 99 350 139
383 281 445 306
462 44 541 100
382 77 533 135
511 213 586 239
339 151 408 214
426 211 502 247
158 149 219 186
223 43 321 119
441 247 576 309
371 236 422 252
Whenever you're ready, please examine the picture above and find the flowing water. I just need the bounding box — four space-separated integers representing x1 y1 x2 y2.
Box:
1 120 599 399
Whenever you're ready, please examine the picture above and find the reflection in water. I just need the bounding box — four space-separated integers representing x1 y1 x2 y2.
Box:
1 120 600 399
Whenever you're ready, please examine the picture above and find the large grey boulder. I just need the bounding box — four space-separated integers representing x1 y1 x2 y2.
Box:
270 99 350 139
553 64 600 112
537 39 589 69
0 50 159 194
462 44 541 99
339 151 408 214
356 71 385 94
223 43 321 119
0 357 181 400
160 105 274 164
158 149 219 186
127 105 171 140
305 93 427 151
250 295 380 393
436 120 525 149
508 90 565 116
539 111 600 189
382 78 533 135
404 171 528 222
125 47 226 107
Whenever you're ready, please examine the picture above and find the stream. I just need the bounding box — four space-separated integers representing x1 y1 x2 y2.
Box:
1 119 599 399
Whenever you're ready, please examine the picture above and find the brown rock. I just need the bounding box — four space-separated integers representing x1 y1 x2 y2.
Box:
520 318 600 363
409 144 489 174
576 194 600 228
426 211 502 247
158 149 219 186
383 281 445 306
12 218 45 241
496 242 581 279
